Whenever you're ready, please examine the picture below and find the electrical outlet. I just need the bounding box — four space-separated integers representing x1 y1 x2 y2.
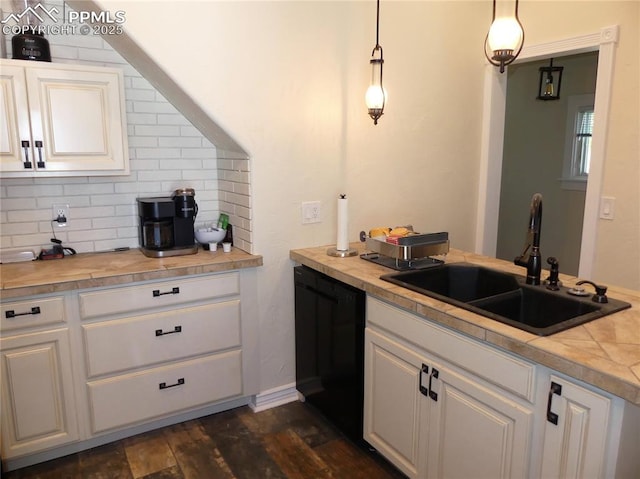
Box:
301 201 321 224
52 204 69 226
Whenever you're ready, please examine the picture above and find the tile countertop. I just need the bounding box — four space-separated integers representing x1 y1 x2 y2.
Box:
290 243 640 406
0 247 263 300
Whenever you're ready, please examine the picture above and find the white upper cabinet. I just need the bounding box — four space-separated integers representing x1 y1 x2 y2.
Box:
0 59 129 177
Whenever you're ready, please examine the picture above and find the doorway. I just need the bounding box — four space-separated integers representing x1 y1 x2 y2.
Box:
496 52 598 276
475 26 619 279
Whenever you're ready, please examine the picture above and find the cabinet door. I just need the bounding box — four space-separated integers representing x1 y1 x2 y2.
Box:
0 328 79 458
0 64 33 172
426 360 534 479
540 375 610 479
364 328 428 479
24 66 127 173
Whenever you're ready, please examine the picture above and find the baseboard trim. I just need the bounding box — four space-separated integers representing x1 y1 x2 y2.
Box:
249 382 299 413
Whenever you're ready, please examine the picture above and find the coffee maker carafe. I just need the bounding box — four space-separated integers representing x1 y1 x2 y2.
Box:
137 188 198 258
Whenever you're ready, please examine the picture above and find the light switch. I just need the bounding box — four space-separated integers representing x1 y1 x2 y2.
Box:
599 196 615 220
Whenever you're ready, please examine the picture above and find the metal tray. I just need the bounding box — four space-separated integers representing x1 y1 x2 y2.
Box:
365 232 449 261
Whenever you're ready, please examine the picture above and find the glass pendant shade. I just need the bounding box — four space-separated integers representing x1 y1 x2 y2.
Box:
366 0 385 125
366 53 385 124
487 17 523 53
484 0 524 73
365 84 385 111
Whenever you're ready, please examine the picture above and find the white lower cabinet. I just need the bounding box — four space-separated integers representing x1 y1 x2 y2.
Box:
539 374 613 479
0 270 256 471
88 350 242 433
365 295 640 479
365 328 533 479
79 272 245 434
0 326 80 459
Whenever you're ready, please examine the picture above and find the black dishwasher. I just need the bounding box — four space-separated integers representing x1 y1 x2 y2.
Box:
294 265 366 443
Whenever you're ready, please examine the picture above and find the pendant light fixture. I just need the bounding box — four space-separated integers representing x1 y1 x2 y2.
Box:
484 0 524 73
365 0 385 125
537 58 563 101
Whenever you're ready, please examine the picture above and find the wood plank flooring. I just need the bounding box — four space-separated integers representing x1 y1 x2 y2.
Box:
3 401 405 479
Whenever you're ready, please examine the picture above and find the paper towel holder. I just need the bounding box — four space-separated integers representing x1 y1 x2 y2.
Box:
327 193 358 257
327 246 358 257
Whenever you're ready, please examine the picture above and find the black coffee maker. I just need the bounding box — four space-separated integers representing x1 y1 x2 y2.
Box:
137 188 198 258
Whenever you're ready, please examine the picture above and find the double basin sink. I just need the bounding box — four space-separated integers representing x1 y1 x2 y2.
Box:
380 263 631 336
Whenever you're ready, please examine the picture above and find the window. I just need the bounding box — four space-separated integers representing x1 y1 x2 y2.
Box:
573 108 594 176
562 94 595 191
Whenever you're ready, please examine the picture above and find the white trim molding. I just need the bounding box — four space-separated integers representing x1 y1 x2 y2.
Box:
249 382 299 413
476 25 619 279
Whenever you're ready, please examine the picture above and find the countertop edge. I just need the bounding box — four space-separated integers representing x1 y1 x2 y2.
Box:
290 247 640 406
1 250 263 299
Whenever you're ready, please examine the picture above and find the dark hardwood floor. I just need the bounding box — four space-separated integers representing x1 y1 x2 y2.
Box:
3 401 405 479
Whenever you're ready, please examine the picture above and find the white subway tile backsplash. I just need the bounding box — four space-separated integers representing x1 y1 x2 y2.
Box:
134 125 182 137
158 114 192 126
92 216 138 229
1 0 253 254
2 198 38 210
6 185 64 197
134 148 182 159
158 137 205 148
133 102 180 115
63 184 114 195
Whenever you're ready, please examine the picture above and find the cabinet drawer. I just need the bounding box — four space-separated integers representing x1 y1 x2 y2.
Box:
368 296 536 402
1 296 65 332
87 350 242 433
83 301 241 377
79 273 239 319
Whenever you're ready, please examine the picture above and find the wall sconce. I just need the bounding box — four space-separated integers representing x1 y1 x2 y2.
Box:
484 0 524 73
537 58 563 101
365 0 385 125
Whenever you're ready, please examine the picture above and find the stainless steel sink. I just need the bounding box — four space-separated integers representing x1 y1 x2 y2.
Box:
380 263 631 336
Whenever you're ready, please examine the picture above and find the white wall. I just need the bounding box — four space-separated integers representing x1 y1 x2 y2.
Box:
519 1 639 289
93 0 489 392
497 53 597 276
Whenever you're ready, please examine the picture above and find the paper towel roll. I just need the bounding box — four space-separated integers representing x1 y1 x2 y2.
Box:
336 194 349 251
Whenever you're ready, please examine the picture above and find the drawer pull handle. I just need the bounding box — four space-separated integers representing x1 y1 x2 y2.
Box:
428 368 439 402
153 287 180 297
159 378 185 390
546 381 562 425
21 140 32 169
35 140 45 168
5 306 41 318
155 325 182 336
419 363 429 396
